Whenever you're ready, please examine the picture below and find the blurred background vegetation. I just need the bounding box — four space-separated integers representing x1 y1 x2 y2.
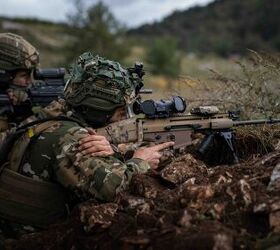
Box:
0 0 279 118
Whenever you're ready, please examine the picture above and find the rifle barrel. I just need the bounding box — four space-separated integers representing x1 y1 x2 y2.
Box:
233 118 280 126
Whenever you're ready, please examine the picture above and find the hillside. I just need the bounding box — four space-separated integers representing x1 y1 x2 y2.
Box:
0 17 71 67
129 0 280 56
1 0 280 72
1 0 280 61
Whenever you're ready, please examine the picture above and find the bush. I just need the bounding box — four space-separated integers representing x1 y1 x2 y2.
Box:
146 37 181 79
65 1 129 63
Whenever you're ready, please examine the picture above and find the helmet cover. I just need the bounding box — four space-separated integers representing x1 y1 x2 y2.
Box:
0 33 39 71
65 52 144 112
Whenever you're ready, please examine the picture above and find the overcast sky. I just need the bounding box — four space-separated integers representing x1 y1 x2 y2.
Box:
0 0 214 28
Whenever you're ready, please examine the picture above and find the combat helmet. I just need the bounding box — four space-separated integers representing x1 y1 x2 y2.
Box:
64 52 143 111
65 52 144 125
0 33 39 71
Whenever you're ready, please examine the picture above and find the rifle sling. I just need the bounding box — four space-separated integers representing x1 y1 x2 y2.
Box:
9 120 61 172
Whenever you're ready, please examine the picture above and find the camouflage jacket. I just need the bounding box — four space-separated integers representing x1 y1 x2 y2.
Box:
0 104 149 240
0 99 66 146
16 119 150 202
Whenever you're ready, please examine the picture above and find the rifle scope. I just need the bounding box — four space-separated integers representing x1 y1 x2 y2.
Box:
34 68 65 80
133 96 186 118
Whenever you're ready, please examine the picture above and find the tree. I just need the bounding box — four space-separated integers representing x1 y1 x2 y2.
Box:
146 37 181 78
65 0 129 63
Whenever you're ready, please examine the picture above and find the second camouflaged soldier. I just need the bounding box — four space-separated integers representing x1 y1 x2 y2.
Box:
0 33 116 156
0 52 173 239
0 33 69 148
0 32 40 131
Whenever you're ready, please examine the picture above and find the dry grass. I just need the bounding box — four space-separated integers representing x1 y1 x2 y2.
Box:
235 124 280 160
139 51 280 120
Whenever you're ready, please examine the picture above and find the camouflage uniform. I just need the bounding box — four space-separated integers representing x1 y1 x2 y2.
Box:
0 52 149 240
0 100 61 240
20 120 149 201
0 99 66 147
20 52 149 200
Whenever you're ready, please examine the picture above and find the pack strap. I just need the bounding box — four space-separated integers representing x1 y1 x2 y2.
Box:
0 115 85 172
17 115 85 131
9 120 62 172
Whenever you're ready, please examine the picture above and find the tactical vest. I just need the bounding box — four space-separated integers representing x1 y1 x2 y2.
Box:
0 120 71 228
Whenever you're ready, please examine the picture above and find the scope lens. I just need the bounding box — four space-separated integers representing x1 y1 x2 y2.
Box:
132 96 186 117
141 100 156 116
173 96 186 112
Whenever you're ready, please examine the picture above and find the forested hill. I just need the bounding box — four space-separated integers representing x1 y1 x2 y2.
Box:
0 17 71 67
129 0 280 56
1 0 279 62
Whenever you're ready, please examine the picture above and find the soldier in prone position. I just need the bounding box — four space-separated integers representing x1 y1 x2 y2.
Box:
0 33 111 157
0 52 173 240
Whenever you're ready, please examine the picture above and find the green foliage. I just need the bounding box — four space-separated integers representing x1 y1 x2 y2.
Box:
65 1 129 64
146 38 181 78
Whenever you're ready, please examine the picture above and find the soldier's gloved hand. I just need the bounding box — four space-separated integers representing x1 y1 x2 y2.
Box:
132 141 174 169
78 128 114 157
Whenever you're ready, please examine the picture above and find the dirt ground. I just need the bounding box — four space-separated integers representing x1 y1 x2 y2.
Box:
4 125 280 250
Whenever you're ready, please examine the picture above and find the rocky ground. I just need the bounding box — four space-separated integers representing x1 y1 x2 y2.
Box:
4 125 280 250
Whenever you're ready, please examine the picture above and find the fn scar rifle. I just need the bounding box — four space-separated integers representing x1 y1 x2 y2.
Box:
96 96 280 165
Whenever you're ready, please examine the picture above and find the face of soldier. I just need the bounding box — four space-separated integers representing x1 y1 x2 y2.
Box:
12 70 31 87
109 107 127 123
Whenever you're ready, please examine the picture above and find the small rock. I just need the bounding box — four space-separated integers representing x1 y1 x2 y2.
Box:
160 154 208 185
178 209 192 228
268 163 280 192
213 233 233 250
253 203 269 214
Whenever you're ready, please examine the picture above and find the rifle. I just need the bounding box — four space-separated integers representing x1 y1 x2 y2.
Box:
96 96 280 165
0 68 65 117
30 67 65 106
